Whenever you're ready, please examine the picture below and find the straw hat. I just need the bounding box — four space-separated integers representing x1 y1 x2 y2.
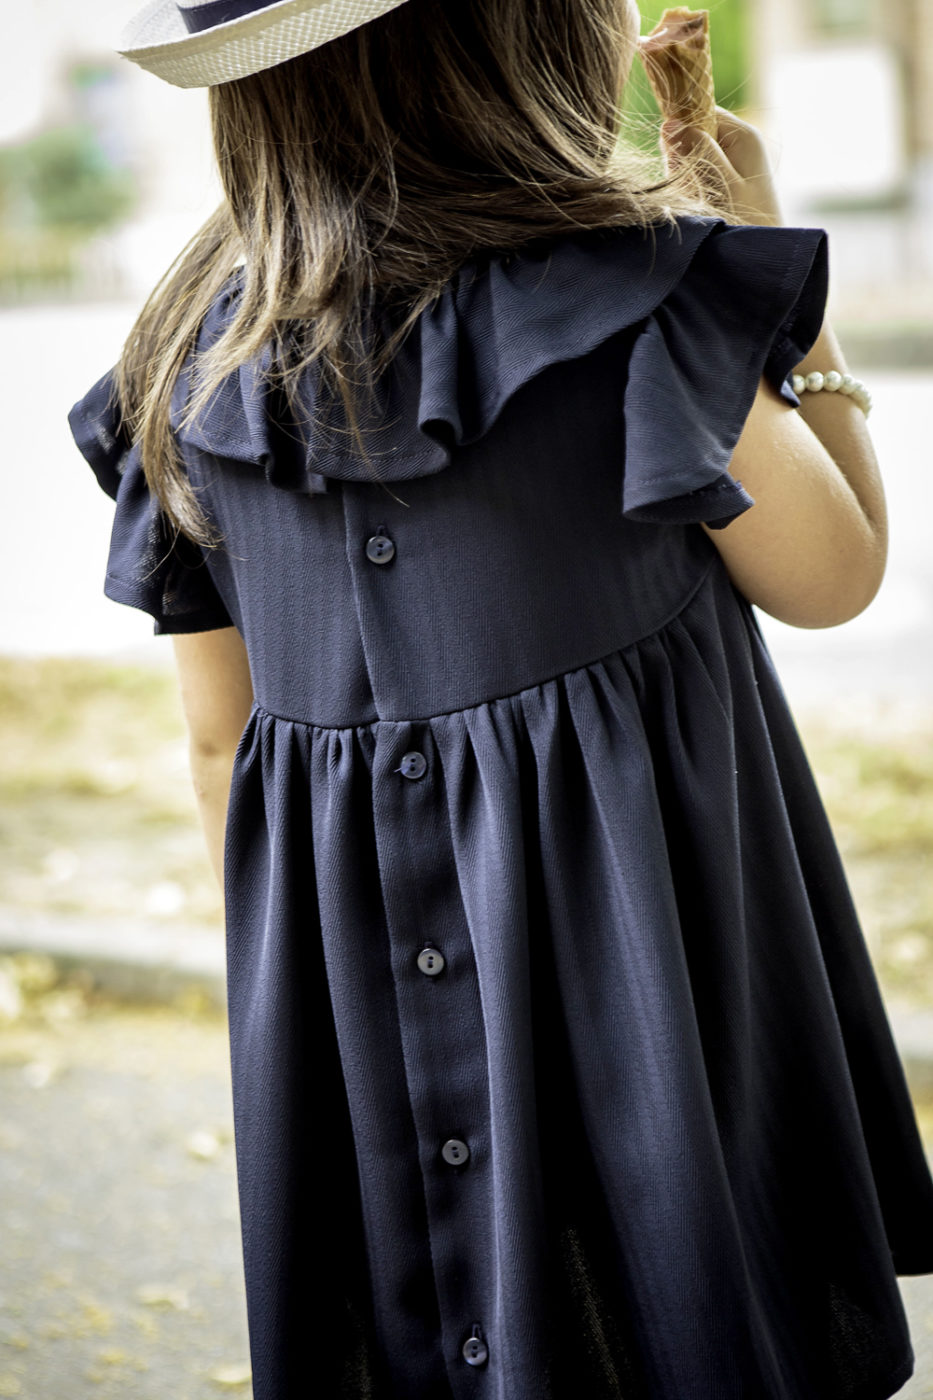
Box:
117 0 413 88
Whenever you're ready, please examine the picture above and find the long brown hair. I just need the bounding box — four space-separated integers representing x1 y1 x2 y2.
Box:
114 0 738 545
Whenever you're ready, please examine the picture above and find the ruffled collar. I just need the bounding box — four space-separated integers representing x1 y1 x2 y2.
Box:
77 214 827 530
169 215 723 496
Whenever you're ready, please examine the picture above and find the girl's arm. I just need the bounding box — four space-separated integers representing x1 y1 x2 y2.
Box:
708 325 887 628
172 628 255 892
665 108 888 628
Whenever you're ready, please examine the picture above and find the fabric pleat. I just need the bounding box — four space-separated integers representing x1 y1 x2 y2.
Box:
213 561 930 1400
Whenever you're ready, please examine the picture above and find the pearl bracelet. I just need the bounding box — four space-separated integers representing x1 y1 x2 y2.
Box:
791 370 872 418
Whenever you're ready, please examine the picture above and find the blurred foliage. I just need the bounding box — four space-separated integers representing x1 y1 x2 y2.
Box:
622 0 751 151
0 227 84 300
0 123 135 233
0 94 137 301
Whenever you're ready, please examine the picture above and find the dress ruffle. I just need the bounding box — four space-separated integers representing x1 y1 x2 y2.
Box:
67 374 232 634
68 214 830 635
168 215 828 528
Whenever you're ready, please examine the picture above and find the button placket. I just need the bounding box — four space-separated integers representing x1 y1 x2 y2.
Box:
372 722 493 1394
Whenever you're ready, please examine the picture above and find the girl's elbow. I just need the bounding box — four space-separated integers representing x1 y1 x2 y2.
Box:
786 580 883 629
816 524 887 627
756 534 888 629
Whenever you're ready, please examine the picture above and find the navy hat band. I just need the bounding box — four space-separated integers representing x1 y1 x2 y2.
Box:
177 0 281 35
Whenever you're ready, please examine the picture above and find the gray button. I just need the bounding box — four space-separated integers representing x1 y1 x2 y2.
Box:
416 946 446 977
462 1325 488 1367
365 533 395 565
441 1138 470 1166
398 750 427 780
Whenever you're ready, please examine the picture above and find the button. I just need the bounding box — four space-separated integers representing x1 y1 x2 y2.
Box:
398 751 427 780
462 1324 488 1367
416 946 446 977
441 1138 470 1166
365 533 395 565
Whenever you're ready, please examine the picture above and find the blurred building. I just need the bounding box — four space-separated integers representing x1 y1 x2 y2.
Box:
5 0 933 330
750 0 933 325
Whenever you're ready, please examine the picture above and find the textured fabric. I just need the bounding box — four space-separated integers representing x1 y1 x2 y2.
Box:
69 214 933 1400
118 0 413 88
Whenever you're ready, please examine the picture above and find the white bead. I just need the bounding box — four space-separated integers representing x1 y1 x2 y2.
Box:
790 368 871 416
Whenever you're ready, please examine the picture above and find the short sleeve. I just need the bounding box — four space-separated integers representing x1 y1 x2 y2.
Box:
68 368 234 635
621 222 829 529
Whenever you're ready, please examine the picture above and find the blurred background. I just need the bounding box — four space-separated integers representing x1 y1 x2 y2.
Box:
1 0 932 1396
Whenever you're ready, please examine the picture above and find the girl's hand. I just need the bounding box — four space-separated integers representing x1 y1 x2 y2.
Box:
661 105 785 227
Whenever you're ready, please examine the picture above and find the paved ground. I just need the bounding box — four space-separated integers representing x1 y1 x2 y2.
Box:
903 1277 933 1398
1 994 933 1399
0 1001 251 1400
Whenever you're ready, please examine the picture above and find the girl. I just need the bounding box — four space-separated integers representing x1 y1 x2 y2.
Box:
68 1 933 1396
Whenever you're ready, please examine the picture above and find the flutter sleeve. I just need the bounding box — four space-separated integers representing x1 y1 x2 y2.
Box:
620 221 829 528
68 368 233 634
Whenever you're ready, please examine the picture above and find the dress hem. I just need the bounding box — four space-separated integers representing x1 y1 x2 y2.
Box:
845 1348 914 1400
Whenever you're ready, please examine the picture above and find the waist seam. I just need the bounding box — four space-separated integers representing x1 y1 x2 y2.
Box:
249 556 718 731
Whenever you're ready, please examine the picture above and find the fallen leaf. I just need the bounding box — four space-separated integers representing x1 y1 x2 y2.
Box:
208 1361 252 1388
22 1061 58 1089
135 1283 189 1311
131 1310 160 1339
78 1300 113 1335
187 1129 222 1160
97 1348 127 1366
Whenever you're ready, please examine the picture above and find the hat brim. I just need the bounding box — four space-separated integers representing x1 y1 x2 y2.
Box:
118 0 412 87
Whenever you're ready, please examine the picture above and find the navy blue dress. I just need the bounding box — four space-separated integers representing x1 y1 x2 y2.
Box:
69 214 933 1400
